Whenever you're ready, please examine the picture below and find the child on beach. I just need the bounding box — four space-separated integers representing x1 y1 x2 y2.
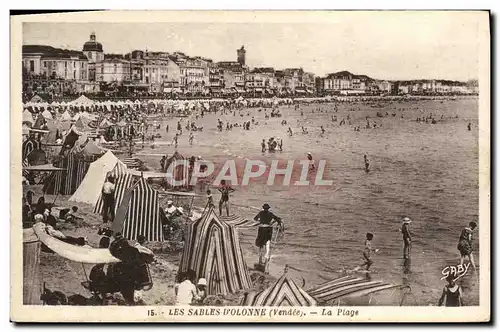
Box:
206 189 214 208
355 233 379 271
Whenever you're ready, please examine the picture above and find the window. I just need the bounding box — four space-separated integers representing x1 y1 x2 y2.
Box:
88 52 92 59
29 60 34 72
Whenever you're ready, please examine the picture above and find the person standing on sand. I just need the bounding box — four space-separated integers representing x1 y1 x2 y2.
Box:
457 221 477 270
218 180 235 216
101 176 116 224
468 123 471 131
261 139 266 153
364 155 370 173
254 203 282 266
438 273 464 307
189 132 194 145
402 217 412 259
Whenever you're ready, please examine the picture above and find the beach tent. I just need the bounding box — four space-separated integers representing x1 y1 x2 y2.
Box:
111 176 163 242
241 272 317 306
94 170 135 217
80 140 105 159
70 95 94 105
43 147 93 195
41 110 53 120
22 124 30 136
23 110 34 125
69 151 127 205
22 137 40 160
26 149 47 166
164 151 189 186
30 94 45 103
60 110 72 121
178 206 252 296
32 114 46 130
306 275 399 305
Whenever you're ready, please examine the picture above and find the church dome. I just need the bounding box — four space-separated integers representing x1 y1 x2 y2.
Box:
83 41 103 52
82 32 103 52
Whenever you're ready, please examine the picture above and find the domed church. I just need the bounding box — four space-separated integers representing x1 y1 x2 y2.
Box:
82 32 104 63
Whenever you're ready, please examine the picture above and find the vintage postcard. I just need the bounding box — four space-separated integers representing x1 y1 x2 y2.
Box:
10 10 490 322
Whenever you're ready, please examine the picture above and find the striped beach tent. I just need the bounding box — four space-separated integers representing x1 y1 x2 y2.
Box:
22 138 40 160
69 151 127 205
43 149 92 195
179 206 252 296
241 273 317 306
112 176 163 242
306 275 399 305
93 168 134 216
219 214 260 228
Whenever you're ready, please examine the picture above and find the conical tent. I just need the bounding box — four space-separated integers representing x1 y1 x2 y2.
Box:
69 151 127 205
70 95 94 105
112 177 163 242
178 206 252 296
60 110 72 121
241 273 317 306
41 110 53 120
30 94 45 103
32 114 46 129
23 110 34 124
80 140 104 158
43 148 92 195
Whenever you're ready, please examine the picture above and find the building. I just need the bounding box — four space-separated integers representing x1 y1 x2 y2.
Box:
208 61 224 94
142 52 169 92
175 56 210 93
246 67 275 94
22 45 90 98
94 58 131 83
321 71 371 94
274 70 292 95
218 61 247 93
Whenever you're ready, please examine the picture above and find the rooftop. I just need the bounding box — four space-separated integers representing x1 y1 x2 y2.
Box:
23 45 88 60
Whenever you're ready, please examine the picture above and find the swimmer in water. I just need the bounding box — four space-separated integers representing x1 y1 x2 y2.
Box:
364 155 370 173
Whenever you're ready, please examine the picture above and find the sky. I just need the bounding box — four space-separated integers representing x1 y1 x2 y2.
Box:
21 12 485 81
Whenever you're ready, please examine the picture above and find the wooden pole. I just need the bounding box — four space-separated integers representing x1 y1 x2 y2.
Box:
23 228 42 304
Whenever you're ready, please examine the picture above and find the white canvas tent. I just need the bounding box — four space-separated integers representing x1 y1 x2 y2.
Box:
70 95 94 105
23 110 33 124
69 151 127 205
60 110 72 121
41 110 53 120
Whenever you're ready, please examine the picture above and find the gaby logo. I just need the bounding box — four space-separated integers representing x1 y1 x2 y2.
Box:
165 158 334 187
441 263 471 281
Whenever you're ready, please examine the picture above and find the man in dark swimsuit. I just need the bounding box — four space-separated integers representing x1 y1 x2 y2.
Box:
218 180 235 216
254 203 282 266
